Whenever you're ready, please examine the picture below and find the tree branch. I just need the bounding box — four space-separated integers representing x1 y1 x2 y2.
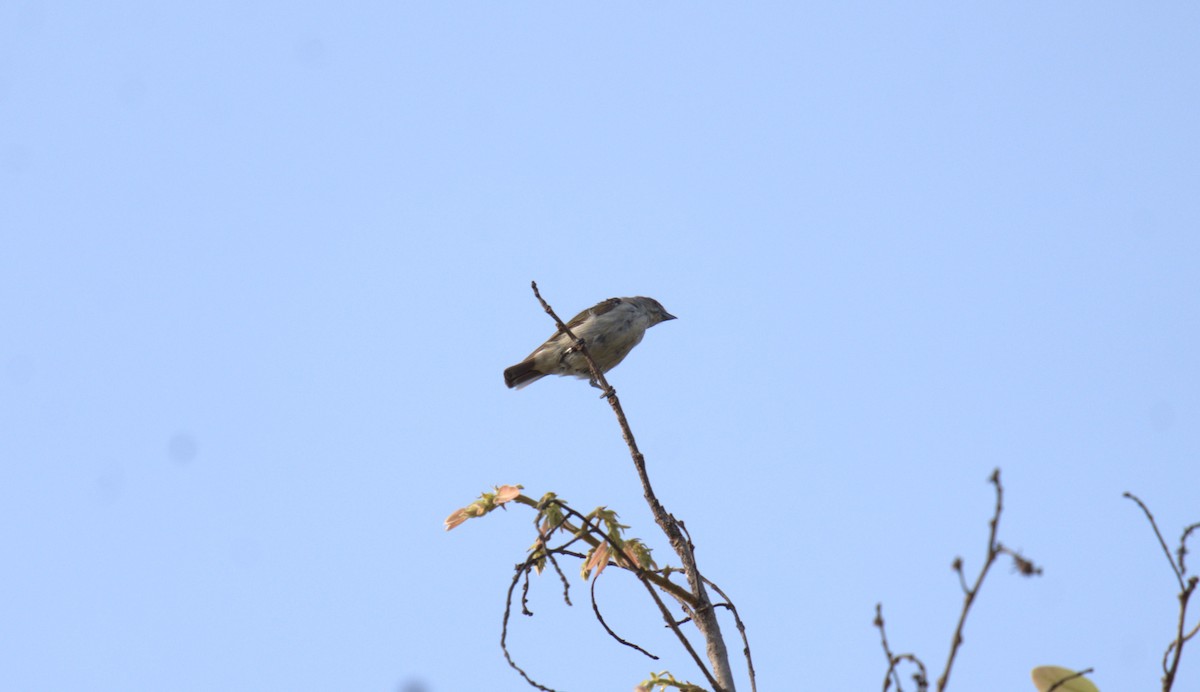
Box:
529 282 736 691
936 469 1005 691
1125 493 1199 691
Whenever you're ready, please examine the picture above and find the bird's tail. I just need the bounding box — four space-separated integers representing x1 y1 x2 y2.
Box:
504 360 545 389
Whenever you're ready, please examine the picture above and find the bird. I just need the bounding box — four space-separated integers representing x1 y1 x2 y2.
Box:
504 296 676 390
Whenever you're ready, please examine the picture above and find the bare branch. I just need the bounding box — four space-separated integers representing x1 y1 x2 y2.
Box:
1124 492 1185 588
635 569 722 691
875 603 928 692
1163 575 1198 690
1045 667 1095 692
935 470 1003 690
546 551 571 606
705 578 757 692
875 603 902 692
936 469 1042 691
952 557 968 594
510 493 698 606
1178 522 1200 577
501 555 559 692
1124 493 1199 691
549 498 699 607
590 572 659 659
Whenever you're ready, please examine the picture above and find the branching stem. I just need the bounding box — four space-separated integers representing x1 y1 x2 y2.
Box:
530 282 738 692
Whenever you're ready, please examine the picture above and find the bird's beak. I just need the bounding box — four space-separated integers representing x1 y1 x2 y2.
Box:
663 312 677 321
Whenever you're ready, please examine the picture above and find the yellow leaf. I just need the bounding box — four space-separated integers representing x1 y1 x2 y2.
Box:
1031 666 1098 692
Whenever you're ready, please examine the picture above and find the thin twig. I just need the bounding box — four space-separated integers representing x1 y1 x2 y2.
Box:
1124 492 1185 588
875 471 1038 691
936 469 1004 692
560 501 718 688
1163 575 1197 690
1124 492 1198 691
1181 618 1200 648
890 655 930 692
522 494 718 686
953 558 969 594
531 505 572 605
875 603 903 692
634 568 722 691
547 498 699 607
705 578 757 692
501 557 559 691
590 572 659 659
1163 612 1200 684
875 603 928 692
500 500 650 692
546 551 571 606
511 494 698 606
1179 522 1200 575
520 568 533 616
1045 667 1095 692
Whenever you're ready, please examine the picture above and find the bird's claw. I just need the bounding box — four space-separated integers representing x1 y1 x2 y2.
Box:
560 338 587 364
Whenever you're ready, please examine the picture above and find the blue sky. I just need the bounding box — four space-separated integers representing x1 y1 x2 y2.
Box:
2 3 1198 691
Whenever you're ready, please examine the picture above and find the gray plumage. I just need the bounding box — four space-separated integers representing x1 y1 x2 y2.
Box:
504 296 676 389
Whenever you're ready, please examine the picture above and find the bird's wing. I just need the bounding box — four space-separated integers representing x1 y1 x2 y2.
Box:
564 297 622 331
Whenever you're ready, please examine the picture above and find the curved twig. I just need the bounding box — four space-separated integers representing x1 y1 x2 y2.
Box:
590 572 659 660
876 603 926 691
885 654 929 692
501 556 559 691
546 551 571 606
